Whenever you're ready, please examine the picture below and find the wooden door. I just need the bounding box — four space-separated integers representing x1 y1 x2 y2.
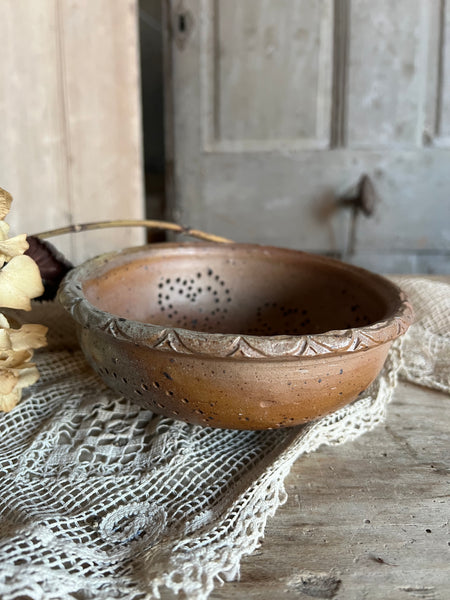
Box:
164 0 450 273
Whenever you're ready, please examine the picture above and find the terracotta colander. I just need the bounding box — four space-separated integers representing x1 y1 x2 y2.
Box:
56 223 414 430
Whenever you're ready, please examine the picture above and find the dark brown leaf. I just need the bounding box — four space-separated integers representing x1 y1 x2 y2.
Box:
25 236 73 301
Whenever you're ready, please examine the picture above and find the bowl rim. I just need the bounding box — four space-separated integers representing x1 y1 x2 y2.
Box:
58 242 414 359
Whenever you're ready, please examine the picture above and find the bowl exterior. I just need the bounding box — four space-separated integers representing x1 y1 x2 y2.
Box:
77 323 392 430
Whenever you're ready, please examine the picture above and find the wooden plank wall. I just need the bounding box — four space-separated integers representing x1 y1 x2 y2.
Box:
0 0 144 264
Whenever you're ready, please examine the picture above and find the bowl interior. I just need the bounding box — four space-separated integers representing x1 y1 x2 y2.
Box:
83 244 399 336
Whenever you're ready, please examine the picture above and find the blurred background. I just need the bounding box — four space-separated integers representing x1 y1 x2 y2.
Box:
1 0 449 272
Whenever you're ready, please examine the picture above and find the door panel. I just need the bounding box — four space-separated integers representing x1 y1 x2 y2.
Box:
165 0 450 273
347 0 431 148
213 0 332 147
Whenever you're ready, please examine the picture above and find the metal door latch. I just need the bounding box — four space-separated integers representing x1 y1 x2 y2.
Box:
337 174 380 255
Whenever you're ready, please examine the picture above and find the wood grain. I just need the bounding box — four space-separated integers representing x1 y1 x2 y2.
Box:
0 0 72 258
57 0 144 263
0 0 144 264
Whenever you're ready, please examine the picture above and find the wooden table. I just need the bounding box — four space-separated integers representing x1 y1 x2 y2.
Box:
211 380 449 600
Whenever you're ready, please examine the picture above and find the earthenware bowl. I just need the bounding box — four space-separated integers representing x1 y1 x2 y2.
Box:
58 243 413 430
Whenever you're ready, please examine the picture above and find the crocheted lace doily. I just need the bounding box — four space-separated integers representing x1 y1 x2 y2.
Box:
0 277 448 600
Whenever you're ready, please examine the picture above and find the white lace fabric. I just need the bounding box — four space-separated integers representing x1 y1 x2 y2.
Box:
0 277 448 600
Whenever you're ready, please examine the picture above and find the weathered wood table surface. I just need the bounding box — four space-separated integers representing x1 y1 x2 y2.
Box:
210 380 449 600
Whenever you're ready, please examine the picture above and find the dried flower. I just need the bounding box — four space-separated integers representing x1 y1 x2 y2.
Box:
0 188 12 220
0 313 47 353
0 187 47 411
0 222 29 267
0 255 44 311
0 359 40 412
0 313 47 411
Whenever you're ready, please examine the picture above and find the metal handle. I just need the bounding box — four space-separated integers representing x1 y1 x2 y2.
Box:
337 174 379 217
34 219 233 245
336 174 379 256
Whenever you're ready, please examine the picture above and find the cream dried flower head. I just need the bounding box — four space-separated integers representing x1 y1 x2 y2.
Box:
0 187 47 412
0 221 29 267
0 188 12 220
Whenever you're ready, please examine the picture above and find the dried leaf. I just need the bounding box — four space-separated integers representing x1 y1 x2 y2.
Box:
0 351 36 395
0 348 34 368
0 187 13 220
0 222 8 238
0 328 12 352
0 370 18 394
0 222 29 266
0 233 29 257
14 362 40 388
0 340 40 411
0 362 40 411
0 193 47 411
0 388 21 411
0 255 44 311
8 324 47 351
0 316 47 352
25 236 73 300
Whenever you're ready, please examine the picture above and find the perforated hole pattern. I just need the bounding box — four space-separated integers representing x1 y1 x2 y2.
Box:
153 266 372 336
155 268 232 332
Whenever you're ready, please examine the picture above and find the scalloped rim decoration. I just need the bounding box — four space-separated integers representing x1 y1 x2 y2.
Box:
57 245 414 360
